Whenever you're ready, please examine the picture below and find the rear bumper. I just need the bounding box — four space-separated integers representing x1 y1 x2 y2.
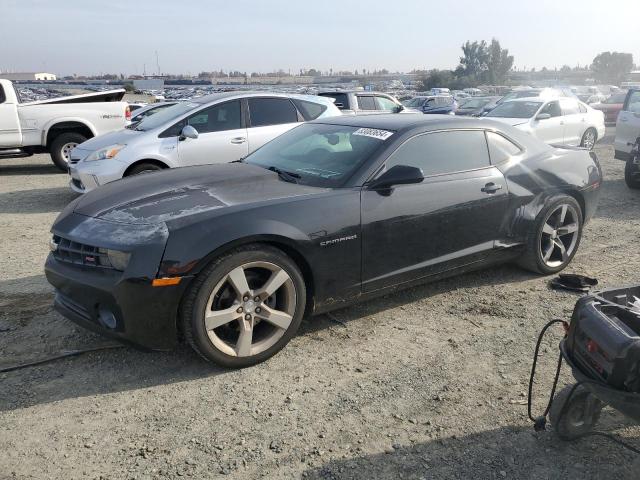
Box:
45 254 191 350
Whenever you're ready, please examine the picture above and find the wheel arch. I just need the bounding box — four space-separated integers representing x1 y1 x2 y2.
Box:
123 158 170 176
513 188 586 239
44 120 96 147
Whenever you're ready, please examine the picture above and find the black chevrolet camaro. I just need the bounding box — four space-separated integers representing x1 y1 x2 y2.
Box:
45 115 602 367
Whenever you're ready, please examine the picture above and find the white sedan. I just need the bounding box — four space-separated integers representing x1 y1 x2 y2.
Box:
485 97 605 149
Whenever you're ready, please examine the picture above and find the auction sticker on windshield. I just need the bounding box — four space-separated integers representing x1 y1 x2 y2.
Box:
352 128 394 140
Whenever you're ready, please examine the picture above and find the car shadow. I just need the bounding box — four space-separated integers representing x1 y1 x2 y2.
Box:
0 162 63 176
0 187 78 214
302 425 640 479
0 264 537 412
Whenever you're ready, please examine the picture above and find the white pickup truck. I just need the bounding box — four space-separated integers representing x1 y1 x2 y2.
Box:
0 79 130 170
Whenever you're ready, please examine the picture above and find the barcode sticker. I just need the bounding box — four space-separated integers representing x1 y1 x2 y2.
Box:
352 128 394 140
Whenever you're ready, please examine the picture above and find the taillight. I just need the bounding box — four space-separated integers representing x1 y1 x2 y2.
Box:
125 106 131 121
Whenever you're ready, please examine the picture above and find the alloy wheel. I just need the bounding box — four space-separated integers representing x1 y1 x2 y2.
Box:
204 261 296 357
539 204 580 268
582 130 596 150
61 142 78 164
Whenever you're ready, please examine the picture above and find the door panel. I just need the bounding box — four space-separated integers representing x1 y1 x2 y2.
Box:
177 128 248 166
247 123 298 153
533 101 564 144
615 91 640 155
361 167 509 292
0 102 21 147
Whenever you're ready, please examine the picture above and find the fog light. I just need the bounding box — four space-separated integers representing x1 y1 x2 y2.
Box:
97 308 117 330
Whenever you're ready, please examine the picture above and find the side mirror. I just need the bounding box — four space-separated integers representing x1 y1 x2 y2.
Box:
394 104 404 113
536 113 551 121
180 125 199 140
368 165 424 192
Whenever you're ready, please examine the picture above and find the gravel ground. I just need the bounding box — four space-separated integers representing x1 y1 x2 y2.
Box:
1 131 639 480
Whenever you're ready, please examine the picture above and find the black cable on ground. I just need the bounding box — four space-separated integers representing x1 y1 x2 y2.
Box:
0 344 124 373
527 319 568 425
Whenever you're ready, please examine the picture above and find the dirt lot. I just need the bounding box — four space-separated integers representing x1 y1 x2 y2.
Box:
1 133 639 480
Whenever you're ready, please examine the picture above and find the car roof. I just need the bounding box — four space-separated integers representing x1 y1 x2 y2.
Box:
318 90 389 95
192 91 333 105
311 113 506 133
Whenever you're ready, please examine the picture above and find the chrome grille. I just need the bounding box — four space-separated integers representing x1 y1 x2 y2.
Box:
51 235 112 268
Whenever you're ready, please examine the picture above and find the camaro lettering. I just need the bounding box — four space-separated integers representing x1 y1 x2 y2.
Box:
320 234 358 246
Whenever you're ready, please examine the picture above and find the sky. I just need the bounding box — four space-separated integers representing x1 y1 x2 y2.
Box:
1 0 639 76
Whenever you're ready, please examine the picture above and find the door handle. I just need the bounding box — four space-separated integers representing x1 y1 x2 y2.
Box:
481 182 502 194
231 137 247 144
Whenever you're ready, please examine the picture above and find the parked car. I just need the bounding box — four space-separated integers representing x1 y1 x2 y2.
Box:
68 92 340 193
0 78 130 170
593 92 628 124
455 96 502 116
317 91 408 115
128 101 178 127
614 89 640 161
485 97 605 149
481 87 576 116
403 95 457 114
46 114 602 367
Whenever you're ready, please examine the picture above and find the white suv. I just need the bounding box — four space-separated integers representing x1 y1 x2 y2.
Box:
68 92 340 193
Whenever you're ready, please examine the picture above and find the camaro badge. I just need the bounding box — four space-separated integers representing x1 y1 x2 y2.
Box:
320 234 358 247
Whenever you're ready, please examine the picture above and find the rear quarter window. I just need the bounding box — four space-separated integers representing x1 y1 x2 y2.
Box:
486 131 522 164
292 99 327 120
319 93 349 110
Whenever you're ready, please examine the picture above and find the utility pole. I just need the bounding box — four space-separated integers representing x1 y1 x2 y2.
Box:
155 51 160 76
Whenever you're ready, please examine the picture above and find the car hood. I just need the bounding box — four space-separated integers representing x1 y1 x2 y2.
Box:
485 117 530 127
73 163 327 225
74 128 143 151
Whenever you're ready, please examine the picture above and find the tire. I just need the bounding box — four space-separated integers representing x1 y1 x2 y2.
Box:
580 128 597 150
518 194 583 274
126 162 164 176
180 244 306 368
624 156 640 189
49 132 87 171
550 384 603 440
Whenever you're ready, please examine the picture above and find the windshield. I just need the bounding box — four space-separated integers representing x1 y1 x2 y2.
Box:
486 101 542 119
135 102 199 131
245 123 391 187
405 97 426 107
461 98 490 108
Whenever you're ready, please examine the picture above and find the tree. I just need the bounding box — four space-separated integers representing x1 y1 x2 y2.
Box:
591 51 634 84
457 40 488 78
485 39 514 84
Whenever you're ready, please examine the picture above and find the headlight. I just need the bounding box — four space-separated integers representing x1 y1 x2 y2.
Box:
99 248 131 270
84 144 126 162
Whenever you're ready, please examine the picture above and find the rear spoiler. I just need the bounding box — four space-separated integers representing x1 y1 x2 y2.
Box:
21 89 126 105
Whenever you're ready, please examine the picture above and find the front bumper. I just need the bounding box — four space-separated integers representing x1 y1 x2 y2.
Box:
44 212 189 350
68 159 128 194
45 255 191 350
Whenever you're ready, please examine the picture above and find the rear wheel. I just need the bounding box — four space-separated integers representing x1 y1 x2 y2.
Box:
180 245 306 368
624 156 640 189
126 162 164 176
550 384 603 440
580 128 597 150
518 195 583 274
50 132 87 171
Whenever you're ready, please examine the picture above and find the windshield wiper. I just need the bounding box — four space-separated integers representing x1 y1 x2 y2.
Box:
268 166 301 183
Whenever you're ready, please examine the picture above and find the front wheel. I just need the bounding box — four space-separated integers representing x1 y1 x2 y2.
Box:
624 155 640 189
180 245 306 368
518 195 583 274
50 132 88 171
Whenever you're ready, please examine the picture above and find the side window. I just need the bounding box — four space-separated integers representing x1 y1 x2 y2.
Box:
319 93 348 110
540 101 561 118
486 131 522 164
357 96 377 111
560 99 579 116
0 85 5 103
624 91 640 113
292 99 327 120
248 97 298 127
187 100 241 133
385 130 490 177
375 96 398 111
